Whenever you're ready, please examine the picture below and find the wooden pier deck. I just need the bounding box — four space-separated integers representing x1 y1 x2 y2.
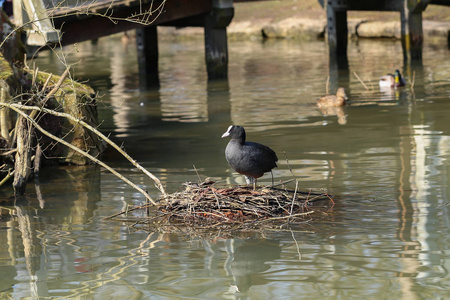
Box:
13 0 236 84
10 0 450 86
46 0 214 46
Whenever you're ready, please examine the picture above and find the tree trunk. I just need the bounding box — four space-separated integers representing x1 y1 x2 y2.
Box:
13 115 33 195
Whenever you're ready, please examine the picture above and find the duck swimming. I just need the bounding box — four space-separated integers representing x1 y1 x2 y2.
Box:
221 125 278 190
316 87 347 108
379 69 406 88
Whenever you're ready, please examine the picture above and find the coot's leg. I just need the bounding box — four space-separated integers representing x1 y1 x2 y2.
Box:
245 176 257 190
245 176 252 186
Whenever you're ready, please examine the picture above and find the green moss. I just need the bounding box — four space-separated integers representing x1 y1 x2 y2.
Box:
0 54 13 81
34 70 94 95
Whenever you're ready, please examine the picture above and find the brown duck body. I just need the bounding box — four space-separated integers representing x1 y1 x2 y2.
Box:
317 87 347 108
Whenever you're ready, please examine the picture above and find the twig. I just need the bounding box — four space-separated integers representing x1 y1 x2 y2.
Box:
42 73 53 92
410 70 416 91
290 229 302 260
353 71 369 90
283 151 296 179
193 165 202 183
270 186 330 197
325 76 330 94
189 211 232 222
42 68 70 104
289 180 299 216
104 206 141 220
0 169 14 187
258 211 314 221
323 191 335 207
274 196 289 214
211 188 221 210
272 179 296 187
304 189 313 207
24 54 29 70
32 66 38 88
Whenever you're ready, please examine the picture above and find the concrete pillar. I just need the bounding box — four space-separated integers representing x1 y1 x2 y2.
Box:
136 26 159 88
13 0 59 46
204 0 234 80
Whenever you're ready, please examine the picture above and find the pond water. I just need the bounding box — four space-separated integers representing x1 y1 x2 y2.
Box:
1 32 449 299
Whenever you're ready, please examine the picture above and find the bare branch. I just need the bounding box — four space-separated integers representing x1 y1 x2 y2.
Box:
1 102 167 198
3 103 159 205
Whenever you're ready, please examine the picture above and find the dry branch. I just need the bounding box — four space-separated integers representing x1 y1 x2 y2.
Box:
2 103 160 205
2 102 166 198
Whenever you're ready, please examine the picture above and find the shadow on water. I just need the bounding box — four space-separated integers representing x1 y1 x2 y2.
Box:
0 35 449 298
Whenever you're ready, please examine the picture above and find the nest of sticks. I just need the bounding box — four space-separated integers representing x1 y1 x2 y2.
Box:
106 178 335 236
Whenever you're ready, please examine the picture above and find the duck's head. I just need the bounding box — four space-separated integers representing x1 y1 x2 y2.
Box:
336 87 348 100
394 70 402 85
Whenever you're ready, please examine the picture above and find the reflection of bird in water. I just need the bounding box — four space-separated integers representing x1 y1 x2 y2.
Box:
318 106 347 125
316 87 347 108
221 125 278 189
379 85 402 101
225 239 281 293
379 69 406 88
121 31 135 46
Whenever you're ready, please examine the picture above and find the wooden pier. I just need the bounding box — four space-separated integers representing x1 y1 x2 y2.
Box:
12 0 236 85
10 0 450 86
319 0 450 61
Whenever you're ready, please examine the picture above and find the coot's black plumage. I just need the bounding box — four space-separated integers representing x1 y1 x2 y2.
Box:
221 125 278 188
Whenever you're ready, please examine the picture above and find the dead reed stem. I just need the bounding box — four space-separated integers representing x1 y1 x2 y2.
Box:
326 76 330 94
353 71 369 90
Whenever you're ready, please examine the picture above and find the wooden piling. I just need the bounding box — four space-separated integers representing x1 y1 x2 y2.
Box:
401 9 424 60
326 3 348 59
136 26 160 87
204 1 234 80
321 0 433 62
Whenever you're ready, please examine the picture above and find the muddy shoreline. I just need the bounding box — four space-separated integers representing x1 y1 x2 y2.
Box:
159 18 450 44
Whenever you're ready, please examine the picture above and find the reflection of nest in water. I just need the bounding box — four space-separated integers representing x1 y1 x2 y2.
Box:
106 179 335 236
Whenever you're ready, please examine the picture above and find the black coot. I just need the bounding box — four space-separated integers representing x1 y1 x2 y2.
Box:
221 125 278 189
